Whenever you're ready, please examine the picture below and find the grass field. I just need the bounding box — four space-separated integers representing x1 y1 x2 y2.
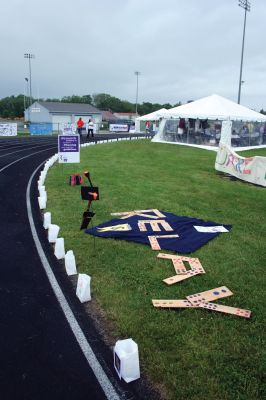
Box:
45 140 266 400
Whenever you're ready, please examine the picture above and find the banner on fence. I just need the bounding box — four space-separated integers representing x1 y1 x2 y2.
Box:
29 123 53 135
215 143 266 187
0 123 17 136
58 134 80 163
60 123 76 135
109 124 129 132
129 125 136 133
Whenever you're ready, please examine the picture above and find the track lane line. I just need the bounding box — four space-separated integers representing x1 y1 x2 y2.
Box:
26 162 121 400
0 143 55 158
0 146 57 173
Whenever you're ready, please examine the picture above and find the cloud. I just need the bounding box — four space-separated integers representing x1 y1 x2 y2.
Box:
0 0 265 110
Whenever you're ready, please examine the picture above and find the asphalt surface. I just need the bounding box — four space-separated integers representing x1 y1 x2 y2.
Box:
0 134 159 400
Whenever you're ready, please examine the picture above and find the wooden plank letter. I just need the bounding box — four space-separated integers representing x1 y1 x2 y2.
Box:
163 270 201 285
152 299 198 308
111 209 166 219
138 220 173 232
186 286 233 305
199 302 251 318
148 236 179 250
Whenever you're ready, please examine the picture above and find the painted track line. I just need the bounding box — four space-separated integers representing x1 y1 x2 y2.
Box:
0 143 54 158
26 163 121 400
0 146 57 173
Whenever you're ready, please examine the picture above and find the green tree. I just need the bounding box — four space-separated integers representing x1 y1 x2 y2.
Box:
161 103 172 110
0 93 182 119
61 94 92 104
81 94 92 104
0 95 25 118
45 98 60 102
92 93 115 110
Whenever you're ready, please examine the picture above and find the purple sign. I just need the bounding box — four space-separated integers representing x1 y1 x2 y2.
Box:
58 135 80 163
59 135 79 152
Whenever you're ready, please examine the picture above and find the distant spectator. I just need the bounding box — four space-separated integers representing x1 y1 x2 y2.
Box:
241 125 249 136
145 121 151 133
77 117 84 137
87 119 94 138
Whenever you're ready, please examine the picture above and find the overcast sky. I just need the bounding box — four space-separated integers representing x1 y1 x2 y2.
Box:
1 0 265 110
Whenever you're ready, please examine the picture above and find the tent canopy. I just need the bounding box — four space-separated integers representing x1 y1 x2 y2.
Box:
137 108 167 121
161 94 266 122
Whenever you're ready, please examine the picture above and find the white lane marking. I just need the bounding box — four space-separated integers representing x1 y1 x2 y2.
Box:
0 141 56 151
26 163 121 400
0 146 57 173
0 143 54 158
0 143 33 151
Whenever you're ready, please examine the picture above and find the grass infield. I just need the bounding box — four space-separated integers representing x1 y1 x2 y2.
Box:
45 140 266 400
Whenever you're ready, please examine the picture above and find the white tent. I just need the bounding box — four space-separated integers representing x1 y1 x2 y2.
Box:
136 108 167 121
161 94 266 122
153 94 266 149
160 94 266 122
135 108 168 133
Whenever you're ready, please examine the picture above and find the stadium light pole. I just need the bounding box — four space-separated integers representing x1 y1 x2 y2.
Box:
134 71 141 117
24 53 35 106
237 0 250 104
24 77 29 121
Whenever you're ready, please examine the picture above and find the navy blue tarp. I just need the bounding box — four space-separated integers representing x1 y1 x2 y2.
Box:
85 210 231 253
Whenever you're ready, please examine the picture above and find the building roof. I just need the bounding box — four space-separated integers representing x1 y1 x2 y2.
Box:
101 110 116 120
38 101 101 114
114 112 136 116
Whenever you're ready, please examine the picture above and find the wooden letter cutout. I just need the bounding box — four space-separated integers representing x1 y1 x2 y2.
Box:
138 220 173 232
152 299 198 308
158 254 205 283
111 209 166 220
186 286 233 305
163 270 201 285
148 235 179 250
199 302 251 318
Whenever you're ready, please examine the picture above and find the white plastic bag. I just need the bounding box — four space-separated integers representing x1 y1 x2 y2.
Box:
113 338 140 383
76 274 91 303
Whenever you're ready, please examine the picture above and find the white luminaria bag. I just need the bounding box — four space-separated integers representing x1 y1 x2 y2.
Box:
38 195 47 210
43 212 51 229
113 338 140 383
76 274 91 303
65 250 77 275
48 224 60 243
54 237 65 259
38 185 46 196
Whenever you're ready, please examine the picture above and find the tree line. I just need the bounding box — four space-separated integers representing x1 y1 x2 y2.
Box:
1 93 265 119
0 93 181 119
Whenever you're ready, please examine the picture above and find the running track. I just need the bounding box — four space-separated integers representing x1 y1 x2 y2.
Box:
0 135 158 400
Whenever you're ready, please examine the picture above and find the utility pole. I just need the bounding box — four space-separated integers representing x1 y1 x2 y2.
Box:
237 0 250 104
134 71 141 117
